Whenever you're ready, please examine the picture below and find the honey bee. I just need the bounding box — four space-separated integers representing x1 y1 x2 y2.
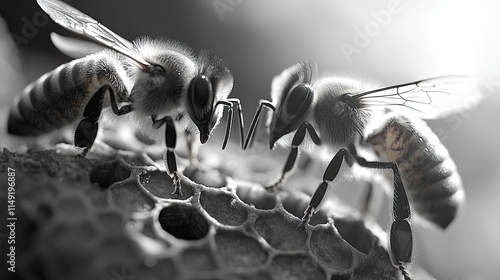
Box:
7 0 245 197
244 60 480 278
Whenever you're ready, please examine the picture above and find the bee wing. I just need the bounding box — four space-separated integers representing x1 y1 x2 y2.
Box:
352 75 481 119
50 32 106 58
37 0 150 67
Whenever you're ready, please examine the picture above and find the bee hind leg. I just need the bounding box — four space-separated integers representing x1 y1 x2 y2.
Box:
354 156 413 279
300 149 414 278
74 85 132 158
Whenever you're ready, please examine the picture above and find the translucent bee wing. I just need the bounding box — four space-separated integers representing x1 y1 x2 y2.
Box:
37 0 150 67
352 75 481 119
51 32 105 58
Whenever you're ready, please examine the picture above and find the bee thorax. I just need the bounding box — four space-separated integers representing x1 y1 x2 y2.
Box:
131 72 186 116
314 100 369 146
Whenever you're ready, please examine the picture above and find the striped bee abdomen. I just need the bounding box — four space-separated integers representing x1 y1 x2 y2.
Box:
8 52 129 136
366 115 464 229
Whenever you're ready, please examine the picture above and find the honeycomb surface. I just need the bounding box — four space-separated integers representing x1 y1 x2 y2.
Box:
0 147 402 280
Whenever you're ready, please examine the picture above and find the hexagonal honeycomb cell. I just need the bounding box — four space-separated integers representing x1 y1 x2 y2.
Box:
0 146 433 280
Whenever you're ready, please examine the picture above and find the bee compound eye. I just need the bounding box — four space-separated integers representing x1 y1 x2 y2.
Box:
286 84 313 115
186 75 215 138
189 75 213 109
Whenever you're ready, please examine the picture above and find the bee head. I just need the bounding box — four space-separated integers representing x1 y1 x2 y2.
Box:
186 50 233 144
268 61 315 149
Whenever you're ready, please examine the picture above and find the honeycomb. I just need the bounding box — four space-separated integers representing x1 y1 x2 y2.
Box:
0 146 407 280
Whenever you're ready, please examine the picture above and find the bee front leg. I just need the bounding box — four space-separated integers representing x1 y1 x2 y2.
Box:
267 121 321 191
152 116 182 198
75 85 132 157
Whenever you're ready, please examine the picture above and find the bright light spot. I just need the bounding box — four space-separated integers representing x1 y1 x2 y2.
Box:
427 0 489 74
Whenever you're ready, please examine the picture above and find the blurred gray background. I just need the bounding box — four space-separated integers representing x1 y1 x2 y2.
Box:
1 0 499 279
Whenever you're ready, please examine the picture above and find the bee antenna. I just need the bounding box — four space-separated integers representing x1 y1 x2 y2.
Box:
215 100 233 150
243 99 275 150
215 98 245 150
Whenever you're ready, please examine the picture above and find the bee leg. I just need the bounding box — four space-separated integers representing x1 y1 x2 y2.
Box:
165 118 182 198
74 118 97 158
297 148 350 229
301 148 413 277
266 145 297 192
354 156 413 279
267 121 321 192
152 116 182 198
74 85 132 157
226 98 245 150
299 150 413 276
